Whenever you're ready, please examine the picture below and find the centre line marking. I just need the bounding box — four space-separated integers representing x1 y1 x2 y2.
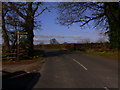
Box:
104 87 109 90
72 58 88 70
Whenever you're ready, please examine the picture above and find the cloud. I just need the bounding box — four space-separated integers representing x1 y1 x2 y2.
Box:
71 36 81 38
35 35 53 38
55 35 65 38
34 35 83 44
34 39 49 42
35 35 83 39
35 35 65 38
71 30 77 32
34 38 40 41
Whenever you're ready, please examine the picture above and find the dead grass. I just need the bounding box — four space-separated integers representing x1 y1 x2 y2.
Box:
2 57 43 65
2 57 45 73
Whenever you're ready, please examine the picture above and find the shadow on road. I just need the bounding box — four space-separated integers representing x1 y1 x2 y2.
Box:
34 49 73 58
2 70 41 89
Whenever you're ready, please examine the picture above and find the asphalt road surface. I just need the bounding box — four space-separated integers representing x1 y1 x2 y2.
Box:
34 50 118 89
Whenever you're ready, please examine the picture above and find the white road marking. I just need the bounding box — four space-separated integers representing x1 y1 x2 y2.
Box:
104 87 109 90
72 58 88 70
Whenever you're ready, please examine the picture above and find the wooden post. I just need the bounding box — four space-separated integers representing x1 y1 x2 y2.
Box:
17 31 19 61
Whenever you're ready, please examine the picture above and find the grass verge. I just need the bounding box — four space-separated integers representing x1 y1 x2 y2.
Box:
74 49 119 60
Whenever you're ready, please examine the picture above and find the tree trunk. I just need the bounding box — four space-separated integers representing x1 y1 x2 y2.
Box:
2 15 10 51
104 2 120 49
26 16 34 57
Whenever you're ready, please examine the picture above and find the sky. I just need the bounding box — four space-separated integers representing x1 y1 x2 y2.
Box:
33 2 108 44
0 2 109 45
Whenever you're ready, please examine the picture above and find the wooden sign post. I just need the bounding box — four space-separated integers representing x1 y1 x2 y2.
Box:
16 31 28 61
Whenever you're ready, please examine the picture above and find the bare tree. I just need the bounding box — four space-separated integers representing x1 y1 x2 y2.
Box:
82 38 91 44
3 2 47 56
39 40 44 45
96 37 107 43
57 2 120 48
50 38 59 44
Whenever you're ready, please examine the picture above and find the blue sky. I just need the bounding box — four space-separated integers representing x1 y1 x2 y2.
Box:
33 2 108 44
0 2 108 44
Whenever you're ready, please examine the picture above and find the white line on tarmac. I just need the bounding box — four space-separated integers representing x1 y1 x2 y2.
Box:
104 87 109 90
72 58 88 70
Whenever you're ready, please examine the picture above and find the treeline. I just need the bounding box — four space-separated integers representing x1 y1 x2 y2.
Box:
34 43 110 51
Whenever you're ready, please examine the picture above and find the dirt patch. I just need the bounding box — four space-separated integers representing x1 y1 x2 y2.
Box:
2 57 46 73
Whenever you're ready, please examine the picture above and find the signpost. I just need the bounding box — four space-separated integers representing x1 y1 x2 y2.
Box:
16 31 28 61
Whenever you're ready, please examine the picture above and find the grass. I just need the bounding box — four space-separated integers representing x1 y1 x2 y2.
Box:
74 49 119 60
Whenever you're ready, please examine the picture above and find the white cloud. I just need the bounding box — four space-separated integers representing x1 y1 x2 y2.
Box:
71 29 77 32
35 34 83 39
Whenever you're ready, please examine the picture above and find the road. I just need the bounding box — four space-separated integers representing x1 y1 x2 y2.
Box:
34 50 118 89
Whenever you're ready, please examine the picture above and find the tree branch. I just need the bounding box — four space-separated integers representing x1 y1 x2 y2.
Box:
33 2 41 15
34 7 47 17
7 2 26 19
80 13 105 27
